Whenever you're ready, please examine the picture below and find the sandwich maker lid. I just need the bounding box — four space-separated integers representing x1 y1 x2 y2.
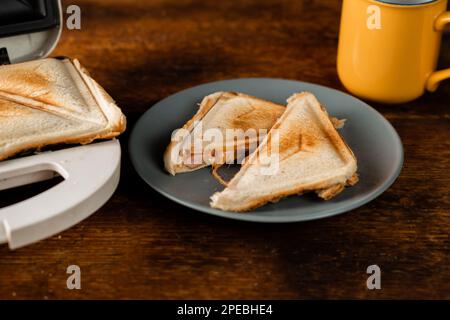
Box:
0 0 62 64
0 1 123 249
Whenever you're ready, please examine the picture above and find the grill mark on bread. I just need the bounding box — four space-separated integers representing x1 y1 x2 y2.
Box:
315 113 351 163
264 118 318 162
0 90 100 125
0 66 61 106
0 99 33 117
266 130 317 162
5 65 51 89
231 105 283 131
300 98 350 164
277 131 301 161
231 96 284 131
0 88 62 109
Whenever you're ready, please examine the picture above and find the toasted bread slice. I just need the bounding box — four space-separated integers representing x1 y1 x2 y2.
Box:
164 92 286 175
0 58 126 161
210 92 358 212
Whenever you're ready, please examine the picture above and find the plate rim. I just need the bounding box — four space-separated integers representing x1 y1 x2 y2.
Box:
129 78 404 223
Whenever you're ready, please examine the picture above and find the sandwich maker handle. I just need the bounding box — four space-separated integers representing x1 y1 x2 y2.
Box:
0 140 121 250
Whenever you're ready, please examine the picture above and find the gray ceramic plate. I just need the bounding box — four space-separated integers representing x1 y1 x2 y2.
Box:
129 78 403 223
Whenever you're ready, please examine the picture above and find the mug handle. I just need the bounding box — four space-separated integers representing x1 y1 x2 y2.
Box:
426 12 450 92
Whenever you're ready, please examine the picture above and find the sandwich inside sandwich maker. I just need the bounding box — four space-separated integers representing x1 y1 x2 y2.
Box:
0 0 122 250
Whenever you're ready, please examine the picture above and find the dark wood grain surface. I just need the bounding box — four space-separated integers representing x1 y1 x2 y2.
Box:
0 0 449 299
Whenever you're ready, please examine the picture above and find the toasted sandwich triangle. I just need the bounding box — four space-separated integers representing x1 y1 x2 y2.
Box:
210 92 358 212
164 92 286 175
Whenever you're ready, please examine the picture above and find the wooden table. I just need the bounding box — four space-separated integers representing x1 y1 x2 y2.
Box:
0 0 449 299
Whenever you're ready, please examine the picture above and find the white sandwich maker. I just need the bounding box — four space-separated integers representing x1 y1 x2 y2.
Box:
0 0 121 249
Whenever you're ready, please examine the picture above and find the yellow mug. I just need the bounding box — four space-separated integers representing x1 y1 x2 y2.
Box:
337 0 450 104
